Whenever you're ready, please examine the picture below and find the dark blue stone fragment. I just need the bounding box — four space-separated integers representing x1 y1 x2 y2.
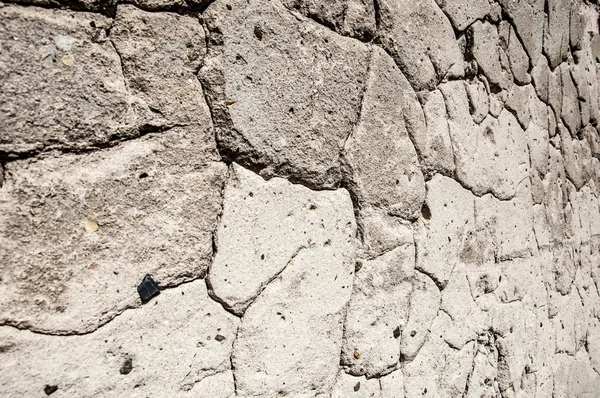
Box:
137 274 160 303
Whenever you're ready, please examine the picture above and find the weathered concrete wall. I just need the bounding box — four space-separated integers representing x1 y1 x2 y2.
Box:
1 0 600 396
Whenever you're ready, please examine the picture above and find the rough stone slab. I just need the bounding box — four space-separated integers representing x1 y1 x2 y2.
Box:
528 94 551 180
583 187 600 238
571 50 593 127
530 171 546 205
590 158 600 198
505 83 533 130
575 37 600 118
207 163 356 316
498 0 545 68
440 80 476 131
550 244 577 296
560 122 591 189
583 125 600 160
498 30 513 78
200 0 370 189
442 82 530 199
341 244 414 378
505 23 531 85
0 127 226 332
111 4 210 127
488 92 504 118
589 81 600 128
377 0 464 91
414 175 476 288
0 5 133 156
548 66 564 122
543 144 569 246
544 0 572 69
531 55 550 103
468 21 512 91
343 47 425 221
416 89 455 176
548 106 558 138
566 183 595 247
570 4 587 50
528 97 550 206
281 0 376 41
560 64 582 136
400 271 441 361
0 280 239 397
465 79 489 124
588 73 600 126
434 0 490 32
232 219 355 396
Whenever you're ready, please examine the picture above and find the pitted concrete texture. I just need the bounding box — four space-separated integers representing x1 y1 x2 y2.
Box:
2 0 600 397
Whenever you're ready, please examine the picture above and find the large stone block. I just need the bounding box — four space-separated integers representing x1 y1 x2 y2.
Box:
343 47 425 221
111 4 210 127
377 0 464 91
0 127 225 332
0 5 132 156
201 0 370 189
208 163 356 316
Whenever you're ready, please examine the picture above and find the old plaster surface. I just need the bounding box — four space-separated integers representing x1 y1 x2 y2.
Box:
2 0 600 397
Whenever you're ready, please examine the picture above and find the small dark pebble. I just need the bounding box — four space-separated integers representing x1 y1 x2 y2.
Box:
44 385 58 395
421 203 432 220
120 358 133 375
215 334 226 342
137 274 160 303
254 26 263 40
353 382 360 392
354 260 363 273
393 327 401 339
